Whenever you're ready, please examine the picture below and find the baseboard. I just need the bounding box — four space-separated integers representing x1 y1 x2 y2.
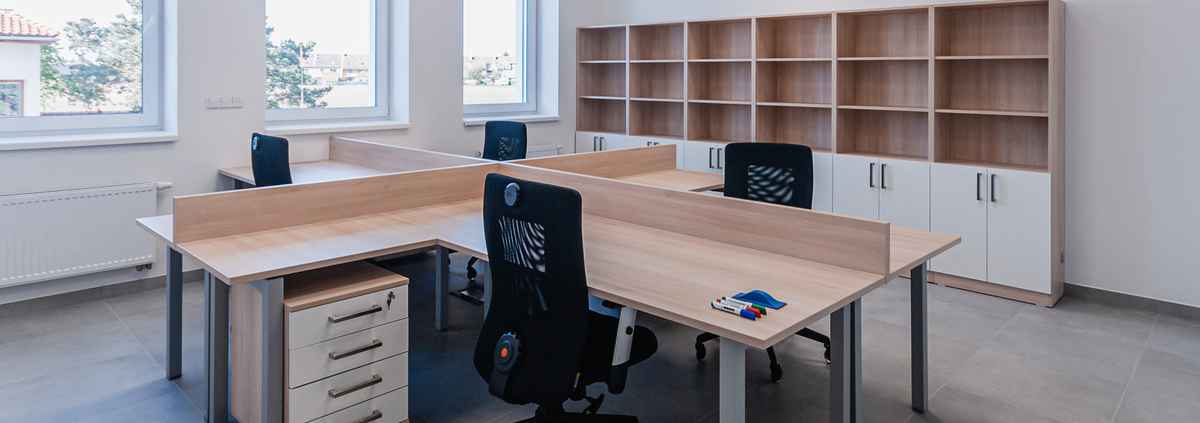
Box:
0 269 205 320
1065 283 1200 322
929 272 1061 307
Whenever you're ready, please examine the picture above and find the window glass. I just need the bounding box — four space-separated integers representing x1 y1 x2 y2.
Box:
265 0 375 111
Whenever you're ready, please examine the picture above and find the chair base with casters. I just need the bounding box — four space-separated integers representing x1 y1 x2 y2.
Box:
449 256 486 305
514 404 638 423
694 327 831 382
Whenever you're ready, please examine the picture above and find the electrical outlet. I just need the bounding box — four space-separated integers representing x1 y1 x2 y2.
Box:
205 96 220 109
230 96 243 108
220 96 233 108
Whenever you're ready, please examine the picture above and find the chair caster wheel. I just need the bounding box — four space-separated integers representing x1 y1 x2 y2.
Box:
824 345 832 364
770 363 783 382
695 343 707 361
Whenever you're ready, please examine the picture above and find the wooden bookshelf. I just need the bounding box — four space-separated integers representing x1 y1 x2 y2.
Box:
935 2 1049 57
578 98 626 133
934 113 1048 171
837 60 929 108
579 63 627 98
631 23 684 61
935 58 1048 114
837 109 929 159
688 61 752 102
631 62 684 100
689 103 751 142
836 8 929 58
756 14 833 59
578 26 627 62
757 105 832 151
757 61 832 105
688 19 753 60
630 100 685 138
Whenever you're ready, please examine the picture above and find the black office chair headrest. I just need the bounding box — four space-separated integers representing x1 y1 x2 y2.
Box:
723 142 813 209
482 121 528 161
250 132 293 187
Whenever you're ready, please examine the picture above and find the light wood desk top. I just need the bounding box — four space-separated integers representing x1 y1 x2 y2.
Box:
614 169 724 192
218 161 388 186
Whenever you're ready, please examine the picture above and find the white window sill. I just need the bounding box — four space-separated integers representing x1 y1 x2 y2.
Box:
462 114 560 126
0 130 178 152
264 120 412 136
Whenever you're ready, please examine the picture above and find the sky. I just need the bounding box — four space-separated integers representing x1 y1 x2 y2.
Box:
2 0 128 34
463 0 519 57
267 0 371 55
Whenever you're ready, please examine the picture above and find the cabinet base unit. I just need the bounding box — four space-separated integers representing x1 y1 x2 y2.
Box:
931 271 1061 307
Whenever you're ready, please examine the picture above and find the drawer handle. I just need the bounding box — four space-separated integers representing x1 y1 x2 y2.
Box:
346 410 383 423
329 339 384 360
328 305 382 324
329 375 383 398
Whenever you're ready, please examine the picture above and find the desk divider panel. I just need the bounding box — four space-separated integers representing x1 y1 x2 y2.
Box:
174 163 497 243
499 164 890 276
329 136 489 173
511 144 677 178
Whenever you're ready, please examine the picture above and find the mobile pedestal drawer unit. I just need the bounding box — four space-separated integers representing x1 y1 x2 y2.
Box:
231 260 410 423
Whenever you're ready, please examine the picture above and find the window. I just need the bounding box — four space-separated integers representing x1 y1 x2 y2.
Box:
265 0 388 122
0 0 163 135
463 0 537 116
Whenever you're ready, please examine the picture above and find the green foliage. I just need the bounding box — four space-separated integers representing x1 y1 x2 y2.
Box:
265 26 331 109
41 0 143 112
40 45 69 104
466 66 487 84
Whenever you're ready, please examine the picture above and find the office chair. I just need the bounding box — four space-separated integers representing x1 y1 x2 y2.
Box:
475 173 657 422
250 133 292 187
455 121 530 304
693 142 831 383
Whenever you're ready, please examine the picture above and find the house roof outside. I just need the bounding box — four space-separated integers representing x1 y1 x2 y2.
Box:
0 11 60 40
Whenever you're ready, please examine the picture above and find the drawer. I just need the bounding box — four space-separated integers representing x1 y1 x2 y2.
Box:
306 387 408 423
289 286 408 350
288 352 408 423
290 319 409 389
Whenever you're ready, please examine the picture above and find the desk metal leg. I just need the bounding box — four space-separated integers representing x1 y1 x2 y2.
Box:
911 262 929 413
249 278 285 423
204 272 230 423
718 337 747 423
166 247 183 380
482 261 492 317
434 246 450 331
830 299 862 423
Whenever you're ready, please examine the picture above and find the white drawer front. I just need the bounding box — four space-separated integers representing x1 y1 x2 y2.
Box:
289 286 408 350
288 352 408 423
289 319 410 389
305 386 408 423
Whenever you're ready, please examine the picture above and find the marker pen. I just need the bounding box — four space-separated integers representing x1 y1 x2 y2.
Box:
711 301 757 321
723 297 767 315
719 299 760 318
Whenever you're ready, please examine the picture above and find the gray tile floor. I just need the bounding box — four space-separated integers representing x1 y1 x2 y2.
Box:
2 252 1199 423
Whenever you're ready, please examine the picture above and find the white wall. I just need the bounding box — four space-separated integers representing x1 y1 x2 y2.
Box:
586 0 1200 308
0 0 597 304
0 42 44 116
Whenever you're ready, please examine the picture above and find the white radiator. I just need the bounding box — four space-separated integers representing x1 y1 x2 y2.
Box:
526 144 561 158
0 183 158 288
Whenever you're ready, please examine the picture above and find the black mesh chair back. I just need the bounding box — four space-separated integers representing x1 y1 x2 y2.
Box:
250 133 293 187
482 121 528 161
474 173 590 407
722 142 813 209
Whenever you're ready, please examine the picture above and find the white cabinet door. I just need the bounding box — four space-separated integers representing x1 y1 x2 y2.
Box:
628 137 684 168
929 163 989 281
811 152 833 213
627 136 656 148
832 154 880 220
576 132 601 153
987 169 1052 293
682 141 725 174
597 134 627 151
878 158 930 231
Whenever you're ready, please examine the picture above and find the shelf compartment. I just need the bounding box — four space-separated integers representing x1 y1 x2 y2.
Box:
935 113 1048 170
688 19 753 60
688 103 751 142
756 105 833 151
837 60 929 108
688 61 752 102
837 109 929 159
578 63 627 98
935 58 1048 113
630 100 685 138
757 61 832 105
577 98 626 133
935 2 1049 57
579 27 627 62
756 14 833 59
630 23 685 61
837 8 929 58
630 62 684 100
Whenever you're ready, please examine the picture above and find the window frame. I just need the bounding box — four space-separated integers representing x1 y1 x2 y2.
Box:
264 0 390 123
0 0 164 136
463 0 538 117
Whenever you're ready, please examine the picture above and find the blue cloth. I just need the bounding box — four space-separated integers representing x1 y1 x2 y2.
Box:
733 290 787 309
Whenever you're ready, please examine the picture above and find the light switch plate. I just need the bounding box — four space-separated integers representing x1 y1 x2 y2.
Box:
230 96 243 108
220 96 233 108
205 96 220 109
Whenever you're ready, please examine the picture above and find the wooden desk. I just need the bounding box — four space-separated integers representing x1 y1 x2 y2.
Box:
219 161 388 187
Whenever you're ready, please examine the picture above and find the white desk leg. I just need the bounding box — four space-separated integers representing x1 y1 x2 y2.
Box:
434 246 450 331
719 337 747 423
911 263 929 413
204 272 230 423
830 299 863 423
249 278 285 423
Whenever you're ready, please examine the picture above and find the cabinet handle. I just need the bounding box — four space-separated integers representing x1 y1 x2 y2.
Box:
976 173 983 201
593 136 598 151
328 304 382 323
600 137 606 150
990 174 997 203
709 147 715 169
869 162 876 188
880 163 887 189
328 375 383 398
716 148 723 170
346 410 383 423
329 339 383 360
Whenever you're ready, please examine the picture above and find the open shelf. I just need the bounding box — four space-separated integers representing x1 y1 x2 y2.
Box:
837 60 929 108
837 8 929 58
935 58 1048 114
757 105 833 151
936 55 1049 60
934 113 1048 170
630 23 685 61
688 19 753 60
756 14 833 59
630 100 685 138
688 61 752 102
579 27 627 62
837 109 929 158
935 109 1048 117
630 62 684 100
757 61 832 105
839 105 928 112
577 98 626 133
689 103 752 142
578 62 627 98
935 2 1049 57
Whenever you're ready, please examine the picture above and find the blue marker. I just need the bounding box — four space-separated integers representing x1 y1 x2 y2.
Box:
711 301 757 321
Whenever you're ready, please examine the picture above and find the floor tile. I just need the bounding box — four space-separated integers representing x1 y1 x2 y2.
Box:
1146 316 1200 357
1128 348 1200 403
0 300 120 346
905 387 1064 423
1113 385 1200 423
0 350 177 422
1011 297 1157 346
870 285 1023 346
986 315 1146 384
68 388 203 423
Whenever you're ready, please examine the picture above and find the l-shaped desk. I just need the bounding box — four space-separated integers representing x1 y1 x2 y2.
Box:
139 139 957 423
